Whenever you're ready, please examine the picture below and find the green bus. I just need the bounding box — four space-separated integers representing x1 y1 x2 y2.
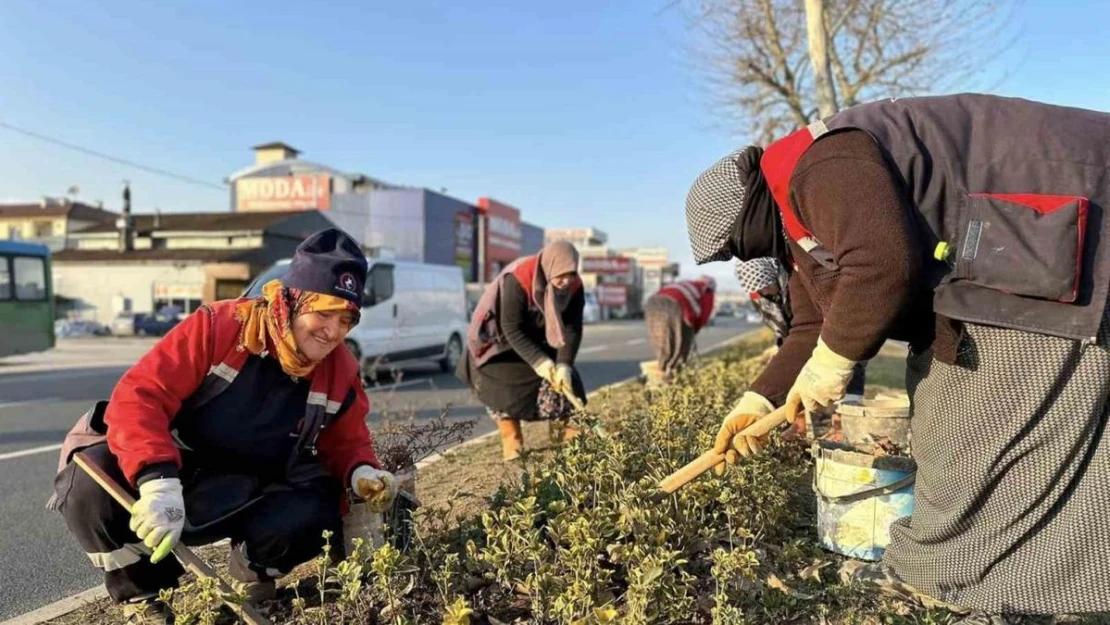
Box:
0 240 54 358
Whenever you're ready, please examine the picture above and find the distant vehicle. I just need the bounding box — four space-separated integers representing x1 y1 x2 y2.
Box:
716 302 736 317
0 240 54 358
134 312 180 337
55 319 110 338
244 257 468 381
583 290 601 324
745 309 763 324
109 311 138 336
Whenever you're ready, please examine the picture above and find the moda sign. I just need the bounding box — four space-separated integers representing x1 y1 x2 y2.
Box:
236 175 331 211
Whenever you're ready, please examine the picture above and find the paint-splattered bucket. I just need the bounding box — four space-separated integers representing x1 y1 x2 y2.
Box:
835 396 912 451
813 443 916 561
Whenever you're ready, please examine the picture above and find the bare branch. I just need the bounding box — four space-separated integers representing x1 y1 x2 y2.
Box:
680 0 1019 140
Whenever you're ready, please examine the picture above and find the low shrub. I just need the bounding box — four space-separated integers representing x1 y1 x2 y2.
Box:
138 343 1050 624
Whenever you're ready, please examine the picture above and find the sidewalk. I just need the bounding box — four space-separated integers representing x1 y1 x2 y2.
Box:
0 338 156 376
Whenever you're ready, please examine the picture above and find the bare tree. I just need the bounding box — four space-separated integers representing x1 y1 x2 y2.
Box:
681 0 1018 143
805 0 838 117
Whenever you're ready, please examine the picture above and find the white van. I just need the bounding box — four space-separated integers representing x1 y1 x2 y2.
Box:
243 258 468 380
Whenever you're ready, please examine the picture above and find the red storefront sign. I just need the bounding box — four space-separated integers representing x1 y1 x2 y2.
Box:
236 175 332 211
478 197 523 280
582 256 632 274
596 284 628 307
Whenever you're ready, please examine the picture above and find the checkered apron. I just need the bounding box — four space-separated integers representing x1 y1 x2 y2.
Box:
645 294 694 374
884 307 1110 614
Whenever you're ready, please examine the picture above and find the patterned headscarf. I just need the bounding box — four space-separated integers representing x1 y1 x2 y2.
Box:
686 145 779 265
735 257 792 339
235 279 360 378
686 148 751 264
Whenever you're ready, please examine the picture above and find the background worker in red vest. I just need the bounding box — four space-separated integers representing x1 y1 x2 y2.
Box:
644 275 716 380
458 240 588 461
735 257 866 397
48 229 396 624
685 94 1110 618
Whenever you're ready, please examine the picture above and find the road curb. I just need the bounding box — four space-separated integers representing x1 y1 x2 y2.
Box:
6 328 760 624
0 586 109 625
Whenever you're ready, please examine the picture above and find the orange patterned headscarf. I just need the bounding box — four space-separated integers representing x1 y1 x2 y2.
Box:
235 279 360 378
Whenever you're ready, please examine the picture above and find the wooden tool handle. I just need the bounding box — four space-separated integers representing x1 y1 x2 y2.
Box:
658 449 725 493
74 452 138 511
657 406 794 494
74 453 275 625
562 388 586 412
735 408 790 438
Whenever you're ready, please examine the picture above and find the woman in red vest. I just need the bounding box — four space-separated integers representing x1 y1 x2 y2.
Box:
459 240 588 461
644 275 716 380
49 229 395 624
684 94 1110 618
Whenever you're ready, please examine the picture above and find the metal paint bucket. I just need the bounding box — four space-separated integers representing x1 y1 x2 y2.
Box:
836 396 912 451
813 443 916 561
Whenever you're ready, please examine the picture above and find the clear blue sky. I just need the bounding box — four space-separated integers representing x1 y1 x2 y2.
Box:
0 0 1108 284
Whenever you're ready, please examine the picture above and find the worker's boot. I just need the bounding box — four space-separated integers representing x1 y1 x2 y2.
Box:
498 419 523 462
122 596 175 624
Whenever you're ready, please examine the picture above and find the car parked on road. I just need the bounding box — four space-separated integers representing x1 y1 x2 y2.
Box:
54 319 110 338
134 313 180 336
244 257 468 382
108 311 180 337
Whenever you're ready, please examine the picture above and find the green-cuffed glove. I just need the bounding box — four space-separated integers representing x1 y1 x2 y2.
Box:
129 478 185 564
713 391 775 475
785 337 857 418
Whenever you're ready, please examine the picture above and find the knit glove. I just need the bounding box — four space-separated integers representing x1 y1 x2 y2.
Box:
712 391 775 475
552 364 574 396
352 465 399 514
533 359 557 385
129 478 185 564
785 337 857 418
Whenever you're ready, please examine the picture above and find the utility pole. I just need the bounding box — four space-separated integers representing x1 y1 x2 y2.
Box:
805 0 838 118
117 181 134 252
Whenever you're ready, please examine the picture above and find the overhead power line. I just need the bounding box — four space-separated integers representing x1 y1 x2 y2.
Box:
0 120 228 192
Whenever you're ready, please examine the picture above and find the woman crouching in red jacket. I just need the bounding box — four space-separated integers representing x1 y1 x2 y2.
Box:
49 228 395 623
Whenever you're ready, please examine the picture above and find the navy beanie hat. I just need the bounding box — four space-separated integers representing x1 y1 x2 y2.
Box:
282 228 367 304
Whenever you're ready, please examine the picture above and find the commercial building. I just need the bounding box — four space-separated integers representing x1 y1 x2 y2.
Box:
53 207 334 323
0 198 118 250
542 228 675 318
228 143 545 284
619 246 680 306
520 222 544 256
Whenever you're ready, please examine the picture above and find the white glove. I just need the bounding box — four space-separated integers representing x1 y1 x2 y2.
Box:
533 359 556 384
785 337 857 418
129 478 185 564
553 364 574 395
352 465 398 514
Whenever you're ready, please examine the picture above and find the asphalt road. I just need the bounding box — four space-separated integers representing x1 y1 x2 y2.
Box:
0 317 754 619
